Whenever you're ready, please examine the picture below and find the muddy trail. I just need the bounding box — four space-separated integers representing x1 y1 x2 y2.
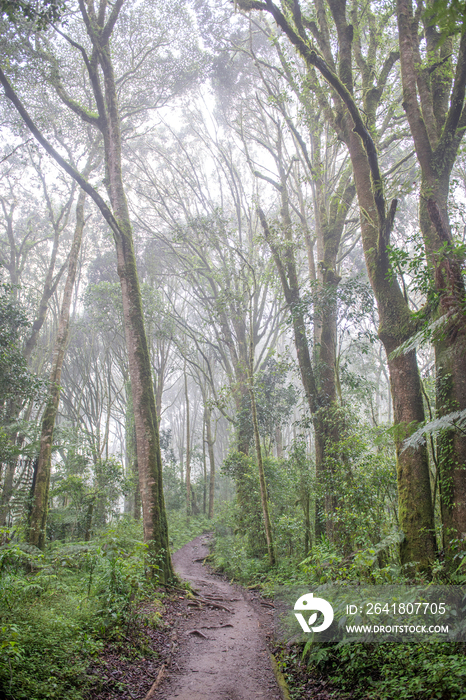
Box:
153 534 284 700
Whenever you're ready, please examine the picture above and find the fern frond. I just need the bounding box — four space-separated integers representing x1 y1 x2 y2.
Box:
402 408 466 451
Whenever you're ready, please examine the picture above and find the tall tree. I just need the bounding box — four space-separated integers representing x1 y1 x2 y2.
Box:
0 0 203 579
0 150 74 525
397 0 466 549
229 32 356 534
28 154 93 548
130 120 282 456
237 0 437 567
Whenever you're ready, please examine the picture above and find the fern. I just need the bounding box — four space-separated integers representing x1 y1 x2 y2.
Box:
402 408 466 451
388 314 450 361
372 530 405 553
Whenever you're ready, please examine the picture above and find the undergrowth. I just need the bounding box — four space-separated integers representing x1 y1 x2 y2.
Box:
276 639 466 700
0 512 211 700
167 511 212 552
210 511 466 700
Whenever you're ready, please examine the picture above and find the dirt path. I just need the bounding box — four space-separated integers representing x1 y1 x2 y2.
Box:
153 534 283 700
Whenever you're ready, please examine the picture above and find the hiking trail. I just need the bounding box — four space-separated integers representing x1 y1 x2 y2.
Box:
152 534 284 700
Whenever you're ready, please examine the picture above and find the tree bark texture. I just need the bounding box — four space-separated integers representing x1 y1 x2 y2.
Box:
348 119 436 568
248 310 276 566
205 402 216 519
184 366 191 516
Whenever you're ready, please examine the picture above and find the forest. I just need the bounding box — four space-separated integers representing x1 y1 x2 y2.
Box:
1 0 466 698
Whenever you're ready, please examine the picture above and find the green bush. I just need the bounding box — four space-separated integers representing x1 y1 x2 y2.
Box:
0 519 156 700
300 641 466 700
167 510 212 552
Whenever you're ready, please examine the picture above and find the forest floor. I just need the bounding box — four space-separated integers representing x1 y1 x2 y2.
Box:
86 534 344 700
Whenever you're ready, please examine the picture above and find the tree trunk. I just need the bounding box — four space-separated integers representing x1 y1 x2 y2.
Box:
349 128 436 568
184 366 191 517
206 402 216 520
113 210 172 578
397 0 466 547
422 194 466 545
28 184 87 548
257 207 325 536
275 427 283 459
248 310 275 566
0 461 16 527
202 409 207 515
84 499 94 542
235 379 251 454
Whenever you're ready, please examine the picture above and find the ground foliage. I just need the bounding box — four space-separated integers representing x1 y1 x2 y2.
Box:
212 522 466 699
274 639 466 700
0 514 209 700
210 418 466 699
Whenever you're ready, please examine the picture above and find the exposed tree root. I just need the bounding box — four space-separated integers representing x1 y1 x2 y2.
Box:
143 664 165 700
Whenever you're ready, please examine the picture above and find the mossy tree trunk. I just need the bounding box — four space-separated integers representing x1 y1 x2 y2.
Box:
184 364 192 517
397 0 466 547
347 124 436 566
202 412 207 515
248 307 276 566
205 401 216 520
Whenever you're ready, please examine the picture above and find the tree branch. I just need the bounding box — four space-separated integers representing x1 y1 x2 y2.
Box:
240 0 386 227
0 67 122 243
